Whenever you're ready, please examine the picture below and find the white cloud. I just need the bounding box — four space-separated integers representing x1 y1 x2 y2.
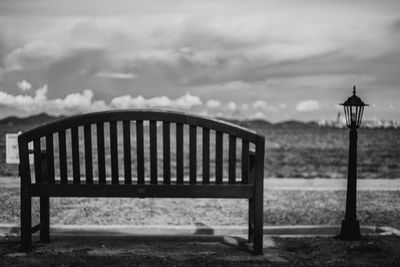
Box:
0 87 276 119
95 71 138 80
296 100 320 112
251 100 281 113
0 86 107 116
226 101 237 111
205 99 221 109
17 80 32 91
252 111 265 120
174 93 202 109
252 100 267 109
110 93 202 110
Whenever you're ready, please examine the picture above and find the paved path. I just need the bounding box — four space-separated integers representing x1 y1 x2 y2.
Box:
265 178 400 191
1 177 400 190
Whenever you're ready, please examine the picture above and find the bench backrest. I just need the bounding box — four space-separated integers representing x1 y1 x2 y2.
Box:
19 110 265 186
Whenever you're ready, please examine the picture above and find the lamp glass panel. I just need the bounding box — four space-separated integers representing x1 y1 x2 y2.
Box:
357 106 364 127
350 106 356 126
344 105 350 127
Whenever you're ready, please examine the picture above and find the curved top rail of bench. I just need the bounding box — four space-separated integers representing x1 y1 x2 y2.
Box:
19 109 263 143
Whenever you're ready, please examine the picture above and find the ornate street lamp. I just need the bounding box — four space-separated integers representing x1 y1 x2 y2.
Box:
339 85 368 241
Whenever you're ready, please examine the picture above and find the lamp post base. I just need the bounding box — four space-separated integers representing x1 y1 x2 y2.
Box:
339 220 361 241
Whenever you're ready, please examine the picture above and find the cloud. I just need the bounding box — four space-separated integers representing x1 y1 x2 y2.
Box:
252 112 265 120
0 85 48 113
110 93 202 110
296 100 320 112
95 71 138 80
278 103 287 109
17 80 32 91
391 18 400 33
252 100 267 109
0 86 107 116
226 101 237 111
0 86 285 120
206 99 221 109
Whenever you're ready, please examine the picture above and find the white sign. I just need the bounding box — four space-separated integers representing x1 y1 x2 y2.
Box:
6 133 20 164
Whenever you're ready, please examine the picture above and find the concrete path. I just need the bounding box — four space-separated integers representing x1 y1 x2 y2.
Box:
0 224 388 237
1 177 400 190
265 178 400 191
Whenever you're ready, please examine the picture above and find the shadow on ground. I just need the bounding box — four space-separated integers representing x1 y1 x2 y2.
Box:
1 234 400 266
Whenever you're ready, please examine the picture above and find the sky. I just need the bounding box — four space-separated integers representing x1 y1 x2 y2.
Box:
0 0 399 122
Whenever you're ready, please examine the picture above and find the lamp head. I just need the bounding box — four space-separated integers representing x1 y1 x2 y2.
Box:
340 86 368 129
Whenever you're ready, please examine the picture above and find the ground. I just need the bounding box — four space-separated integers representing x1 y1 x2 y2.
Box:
1 234 400 266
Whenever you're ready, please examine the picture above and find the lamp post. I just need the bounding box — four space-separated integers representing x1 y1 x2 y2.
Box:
339 85 368 241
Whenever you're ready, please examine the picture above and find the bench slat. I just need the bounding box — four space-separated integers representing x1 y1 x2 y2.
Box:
96 122 106 184
110 121 119 184
123 120 132 184
46 134 55 184
136 120 145 184
29 184 254 198
215 131 223 184
241 139 249 184
163 122 171 184
189 125 196 184
229 135 236 184
176 123 184 184
202 128 210 184
71 127 80 184
34 139 42 184
19 110 259 143
84 124 93 184
150 120 157 184
58 130 68 184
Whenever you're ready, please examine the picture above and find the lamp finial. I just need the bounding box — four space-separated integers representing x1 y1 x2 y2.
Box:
353 85 356 95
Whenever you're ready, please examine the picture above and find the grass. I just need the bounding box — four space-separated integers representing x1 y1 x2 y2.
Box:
1 186 399 229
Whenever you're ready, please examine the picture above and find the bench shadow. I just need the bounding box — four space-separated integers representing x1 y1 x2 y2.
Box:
32 222 253 254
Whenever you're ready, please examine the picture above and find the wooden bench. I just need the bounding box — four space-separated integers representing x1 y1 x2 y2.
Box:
18 110 265 254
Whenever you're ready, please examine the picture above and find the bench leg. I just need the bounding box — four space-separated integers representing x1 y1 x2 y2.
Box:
253 193 263 255
40 197 50 243
248 198 254 243
21 193 32 251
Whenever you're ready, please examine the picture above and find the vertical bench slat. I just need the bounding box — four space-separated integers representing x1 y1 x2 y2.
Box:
253 136 265 254
150 121 157 184
176 123 184 184
96 122 106 184
58 130 68 184
189 125 197 184
84 124 93 184
19 139 32 250
46 134 55 184
33 139 42 184
71 127 80 184
241 139 249 184
110 121 119 184
136 120 145 184
202 128 210 184
215 131 223 184
123 120 132 184
163 122 171 184
229 135 236 184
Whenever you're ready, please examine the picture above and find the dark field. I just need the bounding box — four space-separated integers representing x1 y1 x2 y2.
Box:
0 115 399 179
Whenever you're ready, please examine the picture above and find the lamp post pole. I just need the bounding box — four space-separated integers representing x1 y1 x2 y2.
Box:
339 86 367 241
340 126 361 240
